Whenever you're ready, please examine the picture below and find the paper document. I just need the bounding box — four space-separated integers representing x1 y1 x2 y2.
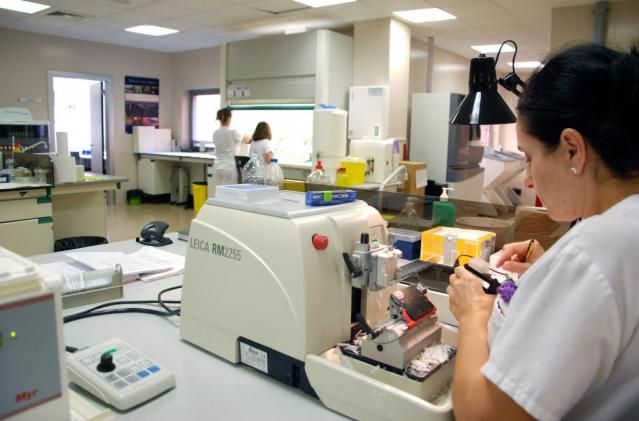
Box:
134 248 185 283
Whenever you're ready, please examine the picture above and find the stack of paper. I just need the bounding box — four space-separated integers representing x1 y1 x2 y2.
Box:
65 248 185 283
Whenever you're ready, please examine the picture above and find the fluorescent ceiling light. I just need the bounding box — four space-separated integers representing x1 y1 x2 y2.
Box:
285 26 307 35
508 61 542 69
0 0 50 14
125 25 179 36
472 44 516 54
393 8 456 23
293 0 356 8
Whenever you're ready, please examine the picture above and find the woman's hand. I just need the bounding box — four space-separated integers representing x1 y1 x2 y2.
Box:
448 265 495 325
494 239 545 274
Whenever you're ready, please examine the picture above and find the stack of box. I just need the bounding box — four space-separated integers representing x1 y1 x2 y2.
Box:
420 226 496 266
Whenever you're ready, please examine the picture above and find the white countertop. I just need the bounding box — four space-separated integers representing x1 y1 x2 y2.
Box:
29 234 346 420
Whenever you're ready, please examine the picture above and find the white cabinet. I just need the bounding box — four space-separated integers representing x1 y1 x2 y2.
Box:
137 158 174 195
0 187 53 256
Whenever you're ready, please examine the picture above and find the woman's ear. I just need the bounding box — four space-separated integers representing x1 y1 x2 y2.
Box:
559 128 587 175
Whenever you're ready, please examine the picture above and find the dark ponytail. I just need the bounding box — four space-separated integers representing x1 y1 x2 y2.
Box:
517 43 639 178
216 108 232 124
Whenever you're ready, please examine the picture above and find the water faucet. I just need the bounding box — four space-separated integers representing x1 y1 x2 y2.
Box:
20 141 49 153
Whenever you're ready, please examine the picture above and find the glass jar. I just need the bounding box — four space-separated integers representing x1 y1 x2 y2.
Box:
396 196 420 230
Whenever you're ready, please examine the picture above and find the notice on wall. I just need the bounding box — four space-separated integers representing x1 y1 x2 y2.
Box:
124 76 159 134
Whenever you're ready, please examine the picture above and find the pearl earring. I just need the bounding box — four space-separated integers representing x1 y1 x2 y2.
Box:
570 167 578 175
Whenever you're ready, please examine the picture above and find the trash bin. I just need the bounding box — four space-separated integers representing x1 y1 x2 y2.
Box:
54 236 108 252
192 181 208 215
127 189 143 205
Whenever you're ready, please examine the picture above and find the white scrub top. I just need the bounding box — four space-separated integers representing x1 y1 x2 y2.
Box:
213 127 242 171
249 139 272 165
483 194 639 421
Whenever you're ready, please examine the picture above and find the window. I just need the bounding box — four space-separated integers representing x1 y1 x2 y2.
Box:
190 89 220 148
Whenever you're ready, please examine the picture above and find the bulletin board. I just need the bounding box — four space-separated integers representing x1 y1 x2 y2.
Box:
124 76 159 134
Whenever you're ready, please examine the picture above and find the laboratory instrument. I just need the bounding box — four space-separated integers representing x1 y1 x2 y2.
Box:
0 246 69 420
181 188 457 420
66 338 176 410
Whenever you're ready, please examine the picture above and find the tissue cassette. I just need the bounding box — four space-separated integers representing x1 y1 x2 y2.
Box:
420 226 496 265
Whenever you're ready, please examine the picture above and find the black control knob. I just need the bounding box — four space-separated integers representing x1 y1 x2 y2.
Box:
97 352 116 373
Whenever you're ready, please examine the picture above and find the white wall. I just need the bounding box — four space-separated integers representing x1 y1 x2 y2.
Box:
0 28 223 203
0 28 174 203
171 46 222 149
551 0 639 51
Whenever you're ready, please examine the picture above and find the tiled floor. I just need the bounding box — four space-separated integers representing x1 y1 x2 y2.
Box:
106 203 194 242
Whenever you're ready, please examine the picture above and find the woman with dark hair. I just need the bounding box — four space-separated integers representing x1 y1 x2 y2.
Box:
249 121 274 165
212 108 250 191
448 43 639 420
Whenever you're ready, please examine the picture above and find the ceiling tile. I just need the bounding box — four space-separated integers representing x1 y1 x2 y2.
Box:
161 0 237 11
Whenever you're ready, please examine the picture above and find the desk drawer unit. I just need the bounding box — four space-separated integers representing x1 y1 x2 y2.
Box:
0 191 53 256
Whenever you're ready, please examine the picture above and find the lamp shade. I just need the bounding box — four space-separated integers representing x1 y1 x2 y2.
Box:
450 55 516 125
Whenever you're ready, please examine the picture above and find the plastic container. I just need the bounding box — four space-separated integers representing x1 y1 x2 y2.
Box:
192 181 208 214
432 187 456 227
305 190 357 206
340 157 366 185
335 167 349 187
242 155 266 185
306 161 331 185
265 158 284 188
388 228 422 261
126 189 143 206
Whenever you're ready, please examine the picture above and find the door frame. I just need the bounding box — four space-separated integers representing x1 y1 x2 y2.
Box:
47 70 113 175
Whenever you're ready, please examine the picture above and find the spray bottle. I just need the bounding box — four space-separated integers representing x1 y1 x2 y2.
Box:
432 187 456 227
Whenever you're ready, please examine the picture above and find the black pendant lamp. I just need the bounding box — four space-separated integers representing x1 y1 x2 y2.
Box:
450 53 517 125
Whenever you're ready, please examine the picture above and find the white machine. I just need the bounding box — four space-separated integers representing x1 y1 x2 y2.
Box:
181 187 456 420
349 138 401 183
66 338 176 410
0 247 69 420
348 86 389 139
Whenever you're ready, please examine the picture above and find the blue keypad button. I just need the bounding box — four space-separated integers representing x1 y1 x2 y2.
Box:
137 370 149 378
148 365 160 373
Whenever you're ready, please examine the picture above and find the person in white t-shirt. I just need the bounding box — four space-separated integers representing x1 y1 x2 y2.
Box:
212 108 249 191
249 121 274 165
448 43 639 421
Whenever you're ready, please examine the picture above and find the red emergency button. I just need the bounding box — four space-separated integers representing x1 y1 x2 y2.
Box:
312 234 329 250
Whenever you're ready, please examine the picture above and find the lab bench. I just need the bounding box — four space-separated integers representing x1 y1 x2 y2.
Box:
0 174 127 256
51 173 128 241
29 234 348 421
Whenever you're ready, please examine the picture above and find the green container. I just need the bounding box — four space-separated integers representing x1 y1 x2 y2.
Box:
128 196 142 206
432 200 455 227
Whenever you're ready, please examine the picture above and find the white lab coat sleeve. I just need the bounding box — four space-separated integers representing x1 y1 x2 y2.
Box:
481 243 622 421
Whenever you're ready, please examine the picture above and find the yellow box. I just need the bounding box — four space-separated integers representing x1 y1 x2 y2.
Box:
340 158 366 185
283 179 306 192
420 226 496 265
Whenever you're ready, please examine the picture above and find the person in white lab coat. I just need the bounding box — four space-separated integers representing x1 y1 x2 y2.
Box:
212 108 249 190
448 43 639 421
249 122 274 165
